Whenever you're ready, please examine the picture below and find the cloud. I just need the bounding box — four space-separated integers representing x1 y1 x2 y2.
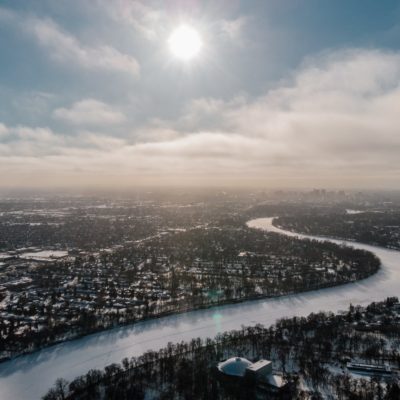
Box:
31 18 140 75
80 131 126 150
0 7 140 76
97 0 247 45
0 123 9 137
0 125 64 157
219 17 248 42
99 0 162 41
129 48 400 183
0 123 128 158
1 48 400 188
53 99 127 126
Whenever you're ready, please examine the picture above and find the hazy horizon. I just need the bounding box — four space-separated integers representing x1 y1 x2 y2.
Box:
1 1 400 189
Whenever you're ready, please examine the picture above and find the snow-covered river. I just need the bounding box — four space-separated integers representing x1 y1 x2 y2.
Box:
1 217 399 400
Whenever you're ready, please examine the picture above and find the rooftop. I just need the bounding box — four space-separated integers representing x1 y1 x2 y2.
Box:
217 357 252 377
246 359 272 372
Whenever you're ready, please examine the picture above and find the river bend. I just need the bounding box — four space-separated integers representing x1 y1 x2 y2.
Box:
0 217 399 399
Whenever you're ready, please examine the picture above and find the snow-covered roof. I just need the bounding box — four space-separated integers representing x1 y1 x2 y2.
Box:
217 357 252 377
265 373 285 388
246 359 272 372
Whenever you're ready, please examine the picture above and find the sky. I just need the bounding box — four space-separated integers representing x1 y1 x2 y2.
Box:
1 0 400 190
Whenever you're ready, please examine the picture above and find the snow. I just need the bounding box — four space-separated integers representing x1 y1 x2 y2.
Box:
346 209 365 214
217 357 252 377
266 373 285 388
19 250 68 260
1 217 400 400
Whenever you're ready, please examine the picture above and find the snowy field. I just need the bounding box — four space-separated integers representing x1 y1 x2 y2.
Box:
1 217 399 400
19 250 68 260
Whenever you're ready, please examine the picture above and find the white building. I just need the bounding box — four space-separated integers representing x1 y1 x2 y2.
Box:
217 357 288 395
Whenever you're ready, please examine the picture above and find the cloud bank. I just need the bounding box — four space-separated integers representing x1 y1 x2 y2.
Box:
1 48 400 188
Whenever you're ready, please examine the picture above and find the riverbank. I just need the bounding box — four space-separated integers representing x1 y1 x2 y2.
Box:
0 218 380 363
272 216 400 251
2 267 379 365
44 297 400 400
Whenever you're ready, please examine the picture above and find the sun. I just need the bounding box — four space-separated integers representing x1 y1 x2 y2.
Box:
168 25 202 61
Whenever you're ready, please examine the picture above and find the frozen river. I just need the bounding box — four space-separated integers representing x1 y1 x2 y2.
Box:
1 217 400 399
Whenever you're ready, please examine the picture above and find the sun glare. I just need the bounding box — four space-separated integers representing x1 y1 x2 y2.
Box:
168 25 202 61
